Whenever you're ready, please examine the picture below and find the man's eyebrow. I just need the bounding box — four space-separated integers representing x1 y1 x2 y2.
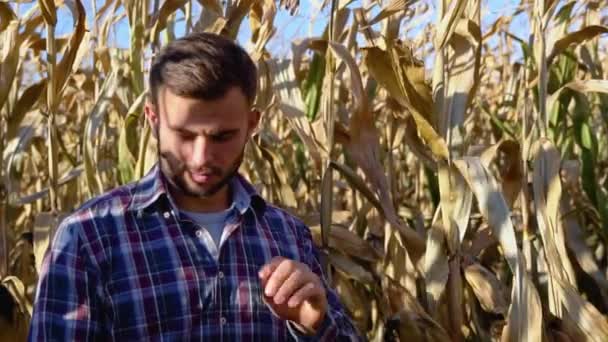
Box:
175 127 197 135
207 128 240 136
173 127 240 135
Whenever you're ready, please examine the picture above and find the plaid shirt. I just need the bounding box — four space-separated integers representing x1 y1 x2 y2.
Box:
29 164 361 341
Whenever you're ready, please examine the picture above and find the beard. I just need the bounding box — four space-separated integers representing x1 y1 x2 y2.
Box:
156 135 245 199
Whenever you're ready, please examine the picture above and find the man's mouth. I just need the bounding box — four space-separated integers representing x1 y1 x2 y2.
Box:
189 170 216 184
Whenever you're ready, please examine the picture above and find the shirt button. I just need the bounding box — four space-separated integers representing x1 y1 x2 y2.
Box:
218 271 224 279
196 230 204 238
220 317 227 325
163 212 171 219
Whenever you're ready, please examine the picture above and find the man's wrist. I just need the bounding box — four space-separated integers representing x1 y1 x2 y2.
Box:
287 311 334 340
289 321 317 336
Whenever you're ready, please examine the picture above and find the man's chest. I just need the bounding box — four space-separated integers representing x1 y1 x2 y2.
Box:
98 211 302 340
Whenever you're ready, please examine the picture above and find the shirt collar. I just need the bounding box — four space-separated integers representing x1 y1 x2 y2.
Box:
128 163 266 214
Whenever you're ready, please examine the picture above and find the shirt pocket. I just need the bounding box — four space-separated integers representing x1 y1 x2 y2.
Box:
224 263 269 318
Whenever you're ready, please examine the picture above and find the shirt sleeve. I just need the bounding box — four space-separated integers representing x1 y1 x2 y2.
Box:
28 217 106 341
287 219 363 341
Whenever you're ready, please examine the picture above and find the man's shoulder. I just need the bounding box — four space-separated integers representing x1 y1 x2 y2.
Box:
76 182 138 215
58 181 140 233
259 203 309 233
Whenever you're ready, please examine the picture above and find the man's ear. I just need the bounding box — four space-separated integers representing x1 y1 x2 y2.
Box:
247 109 261 137
144 100 159 138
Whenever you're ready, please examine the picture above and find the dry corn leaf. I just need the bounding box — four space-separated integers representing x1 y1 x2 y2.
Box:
446 256 464 340
438 17 481 149
94 0 116 22
437 162 472 253
453 158 543 342
402 115 437 170
435 0 480 160
531 138 577 317
333 271 369 332
362 47 403 106
38 0 57 25
0 2 16 33
2 276 31 316
434 0 467 50
537 0 559 25
199 0 223 16
533 0 553 134
4 112 44 201
330 42 425 261
480 140 523 208
383 223 418 297
464 262 509 315
221 0 256 40
353 8 383 48
393 43 434 120
249 0 276 60
150 0 188 43
482 15 508 42
530 140 608 341
10 166 83 206
328 42 369 116
6 80 46 141
317 163 332 250
500 258 543 342
254 57 274 110
55 0 86 98
8 235 36 289
385 278 451 341
548 25 608 63
556 276 608 342
193 2 226 34
309 223 379 262
118 91 147 184
548 79 608 114
365 0 415 28
0 276 29 341
0 20 19 110
424 207 449 315
256 142 297 207
32 212 66 274
272 59 324 164
83 70 120 196
329 162 383 216
563 204 608 305
363 45 448 161
328 251 374 284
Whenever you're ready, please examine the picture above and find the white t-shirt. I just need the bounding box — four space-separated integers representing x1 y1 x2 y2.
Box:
180 207 231 248
179 178 251 250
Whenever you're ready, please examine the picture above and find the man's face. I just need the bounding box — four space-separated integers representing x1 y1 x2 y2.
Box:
145 86 259 199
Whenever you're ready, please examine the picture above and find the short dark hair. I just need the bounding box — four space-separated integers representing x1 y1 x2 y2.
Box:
149 33 257 107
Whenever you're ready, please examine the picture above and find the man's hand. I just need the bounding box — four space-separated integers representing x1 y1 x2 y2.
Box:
258 256 328 335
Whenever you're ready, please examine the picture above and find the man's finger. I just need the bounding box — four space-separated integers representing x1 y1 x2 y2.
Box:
287 282 322 308
263 259 298 297
258 256 285 282
272 268 307 304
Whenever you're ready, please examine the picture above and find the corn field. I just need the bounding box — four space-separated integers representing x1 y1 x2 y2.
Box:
2 0 608 340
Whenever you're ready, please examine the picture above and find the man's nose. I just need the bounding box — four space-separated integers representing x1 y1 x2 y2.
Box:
190 137 213 167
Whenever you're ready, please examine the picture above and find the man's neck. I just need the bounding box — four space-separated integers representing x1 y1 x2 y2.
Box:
171 185 232 213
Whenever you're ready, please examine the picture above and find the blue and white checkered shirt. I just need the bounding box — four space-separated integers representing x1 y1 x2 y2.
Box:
29 164 361 341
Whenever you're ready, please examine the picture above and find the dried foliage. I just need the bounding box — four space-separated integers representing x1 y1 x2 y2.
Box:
1 0 608 341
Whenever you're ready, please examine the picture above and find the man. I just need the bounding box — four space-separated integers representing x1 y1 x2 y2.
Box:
29 33 361 341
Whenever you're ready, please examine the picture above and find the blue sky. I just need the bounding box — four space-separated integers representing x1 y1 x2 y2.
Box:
14 0 531 60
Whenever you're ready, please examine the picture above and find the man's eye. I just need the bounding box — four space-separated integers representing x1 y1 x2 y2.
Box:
212 133 233 142
179 132 196 140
